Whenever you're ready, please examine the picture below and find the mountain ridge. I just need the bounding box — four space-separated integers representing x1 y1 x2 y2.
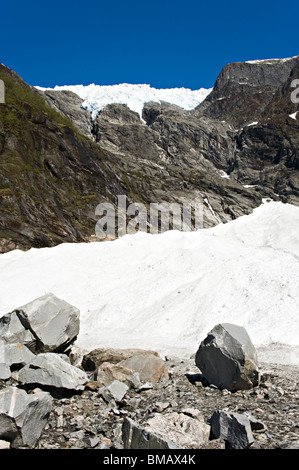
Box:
35 83 212 119
0 56 298 252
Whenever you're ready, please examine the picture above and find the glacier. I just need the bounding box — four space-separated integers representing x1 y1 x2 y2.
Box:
35 83 212 119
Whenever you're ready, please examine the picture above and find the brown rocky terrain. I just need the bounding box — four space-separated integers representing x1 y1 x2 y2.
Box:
0 57 298 252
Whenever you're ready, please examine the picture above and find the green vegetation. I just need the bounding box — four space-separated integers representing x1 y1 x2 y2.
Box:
0 69 83 140
0 187 13 196
0 67 110 250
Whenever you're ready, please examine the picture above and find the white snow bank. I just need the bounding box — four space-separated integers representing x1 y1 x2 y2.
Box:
0 201 298 364
35 83 212 119
245 56 299 64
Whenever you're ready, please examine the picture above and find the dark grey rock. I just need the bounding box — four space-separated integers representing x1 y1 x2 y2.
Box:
194 56 299 127
209 410 255 449
243 412 267 432
195 323 259 391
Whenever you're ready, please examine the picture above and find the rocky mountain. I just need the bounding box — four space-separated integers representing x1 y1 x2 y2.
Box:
194 57 299 204
0 57 298 252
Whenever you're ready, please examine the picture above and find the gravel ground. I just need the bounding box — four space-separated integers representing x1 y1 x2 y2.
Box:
31 357 299 450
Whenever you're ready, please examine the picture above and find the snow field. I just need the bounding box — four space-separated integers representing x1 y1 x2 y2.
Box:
0 201 298 364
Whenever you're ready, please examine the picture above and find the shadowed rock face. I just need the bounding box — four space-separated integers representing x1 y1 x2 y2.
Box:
0 64 129 252
230 63 299 203
0 57 298 252
41 89 92 138
209 410 255 449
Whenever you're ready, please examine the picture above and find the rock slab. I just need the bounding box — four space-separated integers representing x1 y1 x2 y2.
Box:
99 380 129 403
122 417 179 450
144 412 211 448
0 386 52 447
122 411 210 449
95 362 134 386
17 353 88 391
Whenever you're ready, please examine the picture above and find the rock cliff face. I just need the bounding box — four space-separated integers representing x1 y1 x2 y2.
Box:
194 57 299 126
0 64 138 251
0 57 298 251
194 57 299 204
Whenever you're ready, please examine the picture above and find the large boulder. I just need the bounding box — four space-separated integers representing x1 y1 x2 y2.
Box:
122 417 179 450
122 411 210 449
118 354 169 383
0 386 52 447
82 347 159 371
17 353 88 391
195 323 259 391
143 412 210 448
0 293 80 353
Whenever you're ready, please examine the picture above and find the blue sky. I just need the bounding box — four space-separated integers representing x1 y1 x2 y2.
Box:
1 0 298 90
